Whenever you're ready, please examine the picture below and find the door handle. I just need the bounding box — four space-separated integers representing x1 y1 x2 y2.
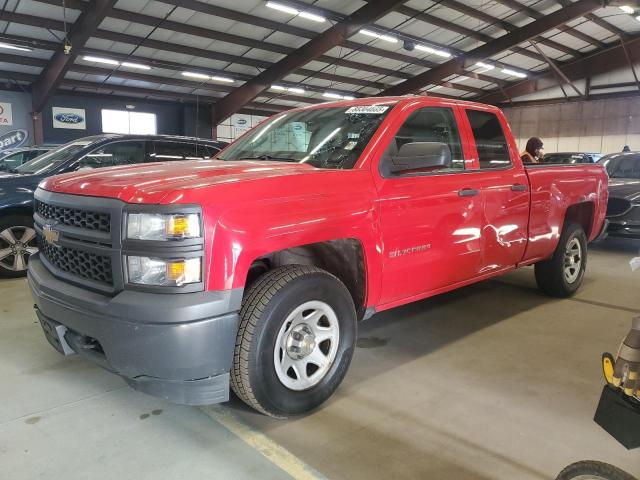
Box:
511 184 528 192
458 188 480 197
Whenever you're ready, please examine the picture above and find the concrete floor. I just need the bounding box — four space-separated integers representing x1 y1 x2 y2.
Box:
1 237 640 480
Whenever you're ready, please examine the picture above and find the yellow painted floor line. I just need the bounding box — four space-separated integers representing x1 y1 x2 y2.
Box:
201 405 328 480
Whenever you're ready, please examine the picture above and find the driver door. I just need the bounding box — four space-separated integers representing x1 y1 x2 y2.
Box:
376 105 484 306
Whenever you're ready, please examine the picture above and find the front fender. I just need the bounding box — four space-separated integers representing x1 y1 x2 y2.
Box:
206 192 383 307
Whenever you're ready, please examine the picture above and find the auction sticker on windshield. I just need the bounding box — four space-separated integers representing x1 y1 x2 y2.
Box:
345 106 389 114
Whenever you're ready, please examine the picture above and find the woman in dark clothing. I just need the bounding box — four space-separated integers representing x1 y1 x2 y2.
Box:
520 137 544 164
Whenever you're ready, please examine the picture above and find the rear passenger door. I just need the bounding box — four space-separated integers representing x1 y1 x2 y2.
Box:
462 108 529 271
376 105 484 305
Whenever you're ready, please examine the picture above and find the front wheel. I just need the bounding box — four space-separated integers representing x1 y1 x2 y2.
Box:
535 223 587 298
0 215 38 278
555 461 637 480
231 265 357 418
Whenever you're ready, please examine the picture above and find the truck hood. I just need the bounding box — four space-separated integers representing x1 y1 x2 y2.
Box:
40 160 320 203
608 178 640 203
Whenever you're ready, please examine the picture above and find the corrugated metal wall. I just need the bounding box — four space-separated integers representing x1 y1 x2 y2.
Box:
503 96 640 155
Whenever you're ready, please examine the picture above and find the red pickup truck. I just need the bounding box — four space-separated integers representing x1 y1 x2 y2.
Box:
28 96 608 417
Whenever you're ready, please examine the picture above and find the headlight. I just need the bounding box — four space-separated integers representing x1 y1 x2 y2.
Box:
127 213 201 241
127 256 201 286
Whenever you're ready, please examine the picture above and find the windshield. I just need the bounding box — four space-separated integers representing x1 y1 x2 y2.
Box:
217 104 394 169
15 141 93 174
599 154 640 179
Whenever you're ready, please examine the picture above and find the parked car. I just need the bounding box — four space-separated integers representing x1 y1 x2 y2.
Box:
598 152 640 239
540 152 602 164
28 96 607 417
0 146 54 171
0 134 226 277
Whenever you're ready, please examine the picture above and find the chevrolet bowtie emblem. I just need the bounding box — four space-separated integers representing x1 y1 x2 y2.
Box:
43 225 59 245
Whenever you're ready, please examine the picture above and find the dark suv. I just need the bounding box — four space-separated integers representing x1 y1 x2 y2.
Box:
0 134 226 278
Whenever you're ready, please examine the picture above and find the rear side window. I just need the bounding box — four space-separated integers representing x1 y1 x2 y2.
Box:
151 141 214 160
392 107 464 171
466 110 511 169
78 141 146 169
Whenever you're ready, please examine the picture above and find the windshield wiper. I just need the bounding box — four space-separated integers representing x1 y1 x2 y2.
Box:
236 155 299 162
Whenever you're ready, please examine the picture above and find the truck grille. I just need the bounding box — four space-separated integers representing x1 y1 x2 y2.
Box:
40 242 113 285
35 200 111 232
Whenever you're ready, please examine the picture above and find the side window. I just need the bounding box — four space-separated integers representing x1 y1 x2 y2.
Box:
386 107 464 175
78 141 146 170
151 142 205 161
466 110 511 169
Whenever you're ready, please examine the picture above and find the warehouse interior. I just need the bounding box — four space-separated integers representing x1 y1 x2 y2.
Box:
1 0 640 479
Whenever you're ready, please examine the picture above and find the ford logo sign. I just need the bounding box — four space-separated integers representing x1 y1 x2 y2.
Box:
237 119 247 125
293 124 303 131
0 129 28 151
54 112 84 124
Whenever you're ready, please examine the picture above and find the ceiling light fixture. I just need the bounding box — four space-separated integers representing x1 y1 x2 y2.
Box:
266 1 326 22
211 75 234 83
474 61 494 70
182 71 210 80
501 68 527 78
83 55 120 65
619 5 635 13
271 85 305 94
0 42 33 52
414 44 451 58
359 29 397 43
121 62 151 70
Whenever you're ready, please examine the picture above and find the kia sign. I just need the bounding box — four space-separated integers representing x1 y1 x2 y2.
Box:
52 107 86 130
0 102 13 126
0 129 28 152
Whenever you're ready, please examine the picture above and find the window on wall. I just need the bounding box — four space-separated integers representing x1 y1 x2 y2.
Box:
101 110 157 135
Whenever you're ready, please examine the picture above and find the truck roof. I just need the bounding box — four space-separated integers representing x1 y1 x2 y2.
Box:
288 95 502 113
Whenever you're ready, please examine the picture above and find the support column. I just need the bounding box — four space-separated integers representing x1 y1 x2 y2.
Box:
32 112 44 145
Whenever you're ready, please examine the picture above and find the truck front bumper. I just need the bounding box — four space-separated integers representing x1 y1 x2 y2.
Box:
28 255 242 406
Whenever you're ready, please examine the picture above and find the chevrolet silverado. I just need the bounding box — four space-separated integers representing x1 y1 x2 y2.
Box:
28 96 608 417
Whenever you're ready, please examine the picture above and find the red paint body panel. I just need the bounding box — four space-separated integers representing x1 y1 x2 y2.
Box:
40 96 608 312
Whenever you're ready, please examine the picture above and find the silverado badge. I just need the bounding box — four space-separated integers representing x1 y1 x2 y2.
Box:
43 225 59 246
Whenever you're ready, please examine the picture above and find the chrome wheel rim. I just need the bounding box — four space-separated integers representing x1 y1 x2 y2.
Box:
0 226 37 272
273 300 340 391
563 237 582 284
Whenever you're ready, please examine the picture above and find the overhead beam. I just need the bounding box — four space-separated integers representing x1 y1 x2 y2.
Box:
498 88 640 107
478 34 640 104
496 0 606 49
393 4 547 65
0 10 413 87
31 0 116 112
381 0 602 97
437 0 583 58
211 0 405 125
529 40 583 97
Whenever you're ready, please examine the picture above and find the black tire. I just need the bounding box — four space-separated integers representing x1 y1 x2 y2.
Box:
0 214 37 278
555 461 637 480
231 265 357 418
535 223 587 298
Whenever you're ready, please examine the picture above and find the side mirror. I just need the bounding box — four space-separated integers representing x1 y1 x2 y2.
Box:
389 142 452 174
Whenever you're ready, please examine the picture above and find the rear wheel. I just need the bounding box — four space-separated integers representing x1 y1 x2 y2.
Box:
0 215 38 278
535 223 587 298
231 265 357 418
